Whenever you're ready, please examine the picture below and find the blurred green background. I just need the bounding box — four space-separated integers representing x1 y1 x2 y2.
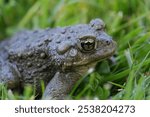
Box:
0 0 150 100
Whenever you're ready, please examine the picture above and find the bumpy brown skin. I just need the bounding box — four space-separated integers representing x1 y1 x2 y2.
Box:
0 19 116 99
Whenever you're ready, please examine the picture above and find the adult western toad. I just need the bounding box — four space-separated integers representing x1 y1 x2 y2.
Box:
0 19 116 99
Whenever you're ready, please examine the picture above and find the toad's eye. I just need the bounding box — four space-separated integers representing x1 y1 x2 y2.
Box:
78 36 96 52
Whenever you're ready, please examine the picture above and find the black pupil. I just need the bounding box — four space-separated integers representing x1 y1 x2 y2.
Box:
81 40 95 51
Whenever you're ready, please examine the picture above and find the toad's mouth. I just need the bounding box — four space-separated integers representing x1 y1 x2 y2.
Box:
63 40 117 68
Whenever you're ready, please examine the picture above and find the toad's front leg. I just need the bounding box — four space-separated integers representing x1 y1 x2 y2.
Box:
0 58 20 89
42 72 81 100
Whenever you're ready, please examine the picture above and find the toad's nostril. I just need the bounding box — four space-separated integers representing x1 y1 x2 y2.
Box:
105 40 111 45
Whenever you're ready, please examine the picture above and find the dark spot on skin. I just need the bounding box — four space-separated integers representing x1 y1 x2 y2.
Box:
44 38 48 42
56 41 61 44
44 38 52 44
106 40 111 45
67 36 71 39
38 43 43 47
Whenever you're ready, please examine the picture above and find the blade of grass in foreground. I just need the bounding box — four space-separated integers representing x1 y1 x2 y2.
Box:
104 48 150 82
133 75 145 100
122 69 135 100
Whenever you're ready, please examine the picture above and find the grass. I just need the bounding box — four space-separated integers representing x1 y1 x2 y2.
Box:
0 0 150 100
